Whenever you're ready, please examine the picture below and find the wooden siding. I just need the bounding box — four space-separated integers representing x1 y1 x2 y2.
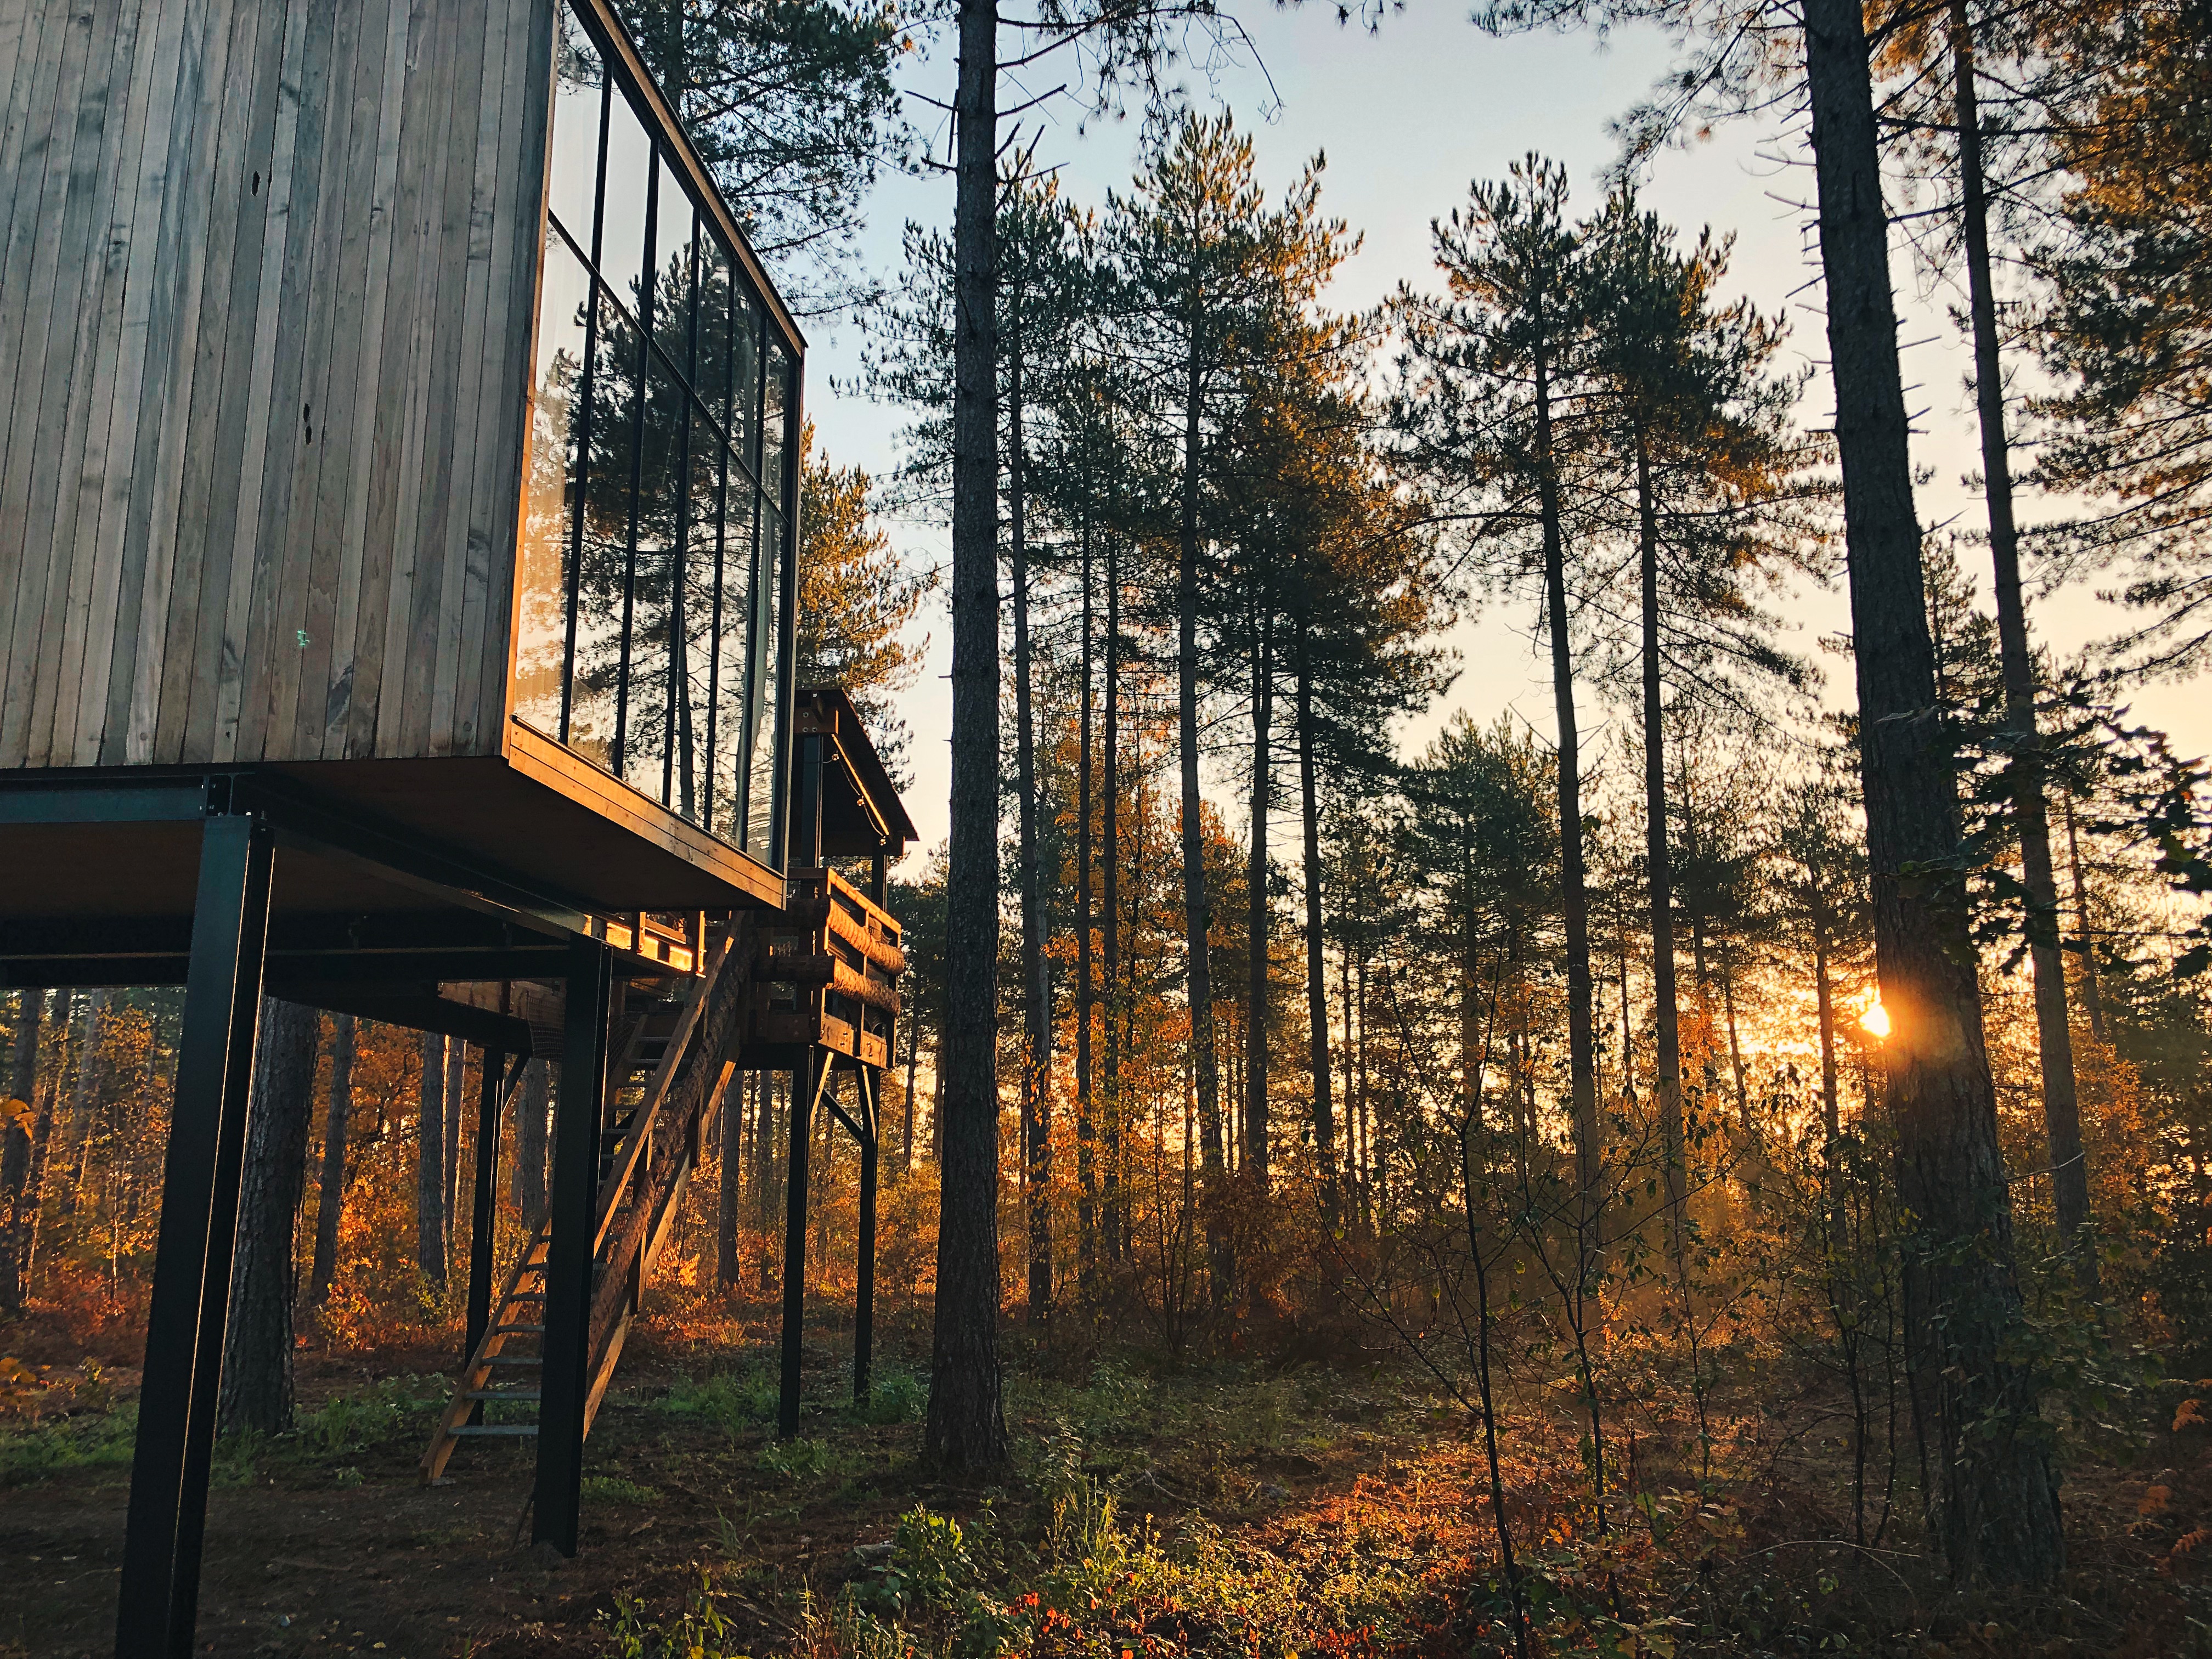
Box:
0 0 553 769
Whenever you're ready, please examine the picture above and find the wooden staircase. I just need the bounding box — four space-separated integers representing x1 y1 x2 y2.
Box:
419 932 744 1483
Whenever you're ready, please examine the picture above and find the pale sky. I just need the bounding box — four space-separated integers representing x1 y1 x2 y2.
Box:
799 3 2205 868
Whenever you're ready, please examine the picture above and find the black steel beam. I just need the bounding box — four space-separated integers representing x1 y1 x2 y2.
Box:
535 937 610 1554
0 778 215 825
792 733 823 870
115 814 273 1659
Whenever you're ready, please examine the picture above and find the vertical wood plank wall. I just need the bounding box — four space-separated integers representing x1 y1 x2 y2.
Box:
0 0 553 769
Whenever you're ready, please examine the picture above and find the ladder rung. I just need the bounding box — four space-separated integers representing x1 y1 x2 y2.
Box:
449 1424 538 1436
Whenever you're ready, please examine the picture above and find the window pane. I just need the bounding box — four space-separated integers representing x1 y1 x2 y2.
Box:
731 281 761 472
651 155 695 364
676 403 722 830
620 350 687 804
695 230 733 430
547 14 602 247
571 292 642 770
761 337 791 506
514 229 593 741
599 83 652 313
715 471 755 842
746 498 787 864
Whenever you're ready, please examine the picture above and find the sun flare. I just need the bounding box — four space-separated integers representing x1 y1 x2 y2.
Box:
1859 1001 1892 1039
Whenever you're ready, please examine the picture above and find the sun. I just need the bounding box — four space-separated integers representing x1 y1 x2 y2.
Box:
1859 1001 1892 1039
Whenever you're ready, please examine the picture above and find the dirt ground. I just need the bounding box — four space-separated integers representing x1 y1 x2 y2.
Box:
4 1311 965 1658
5 1297 2210 1659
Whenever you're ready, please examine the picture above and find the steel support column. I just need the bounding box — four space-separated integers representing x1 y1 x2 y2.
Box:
854 1066 878 1406
536 939 610 1554
115 814 273 1659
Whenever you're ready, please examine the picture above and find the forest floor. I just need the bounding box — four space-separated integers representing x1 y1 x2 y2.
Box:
2 1294 2208 1659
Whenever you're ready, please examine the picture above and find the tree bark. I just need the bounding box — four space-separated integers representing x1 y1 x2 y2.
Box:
516 1058 549 1221
1077 517 1099 1299
1 990 46 1314
1103 534 1125 1265
1639 429 1689 1232
1296 628 1339 1229
417 1030 448 1289
2062 794 2107 1042
1178 324 1230 1297
927 0 1009 1471
56 991 107 1217
308 1013 355 1311
1244 614 1272 1192
219 1000 320 1435
1535 336 1601 1244
1803 0 2063 1583
718 1068 744 1287
1950 0 2092 1266
443 1039 465 1263
1010 284 1052 1324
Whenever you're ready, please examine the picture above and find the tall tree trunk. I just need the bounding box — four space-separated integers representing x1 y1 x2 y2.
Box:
1011 299 1051 1325
904 1024 919 1170
718 1068 744 1288
444 1039 465 1262
417 1030 448 1289
928 0 1010 1470
308 1013 356 1311
1178 330 1229 1296
1103 535 1125 1265
1296 629 1339 1229
1950 0 2093 1266
1802 0 2063 1583
1811 889 1846 1254
57 991 106 1217
219 1000 320 1435
1718 941 1751 1128
1077 518 1099 1299
2063 794 2108 1042
1244 615 1272 1192
1639 429 1688 1231
1534 342 1601 1246
517 1059 549 1221
1 990 46 1314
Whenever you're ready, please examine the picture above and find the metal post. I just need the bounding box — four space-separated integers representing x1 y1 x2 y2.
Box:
535 939 609 1554
794 732 823 870
854 1067 878 1406
464 1048 507 1428
116 814 273 1659
778 1049 823 1437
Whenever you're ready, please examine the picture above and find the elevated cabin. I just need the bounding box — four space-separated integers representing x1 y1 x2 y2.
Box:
0 4 907 1655
0 0 798 929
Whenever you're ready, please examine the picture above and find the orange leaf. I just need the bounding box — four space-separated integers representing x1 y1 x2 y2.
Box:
2172 1527 2209 1560
2142 1485 2174 1516
2176 1400 2205 1433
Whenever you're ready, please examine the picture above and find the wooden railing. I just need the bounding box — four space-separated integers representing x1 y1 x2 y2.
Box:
753 866 902 1066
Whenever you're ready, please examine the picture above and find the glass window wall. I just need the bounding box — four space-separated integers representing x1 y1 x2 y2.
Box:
516 0 797 866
